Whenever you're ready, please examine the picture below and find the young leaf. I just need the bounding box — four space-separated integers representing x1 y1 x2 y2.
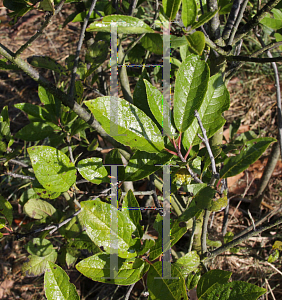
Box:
197 269 232 299
174 54 210 132
44 262 79 300
162 0 181 21
15 122 55 141
182 73 230 148
87 15 154 34
24 199 56 219
27 146 76 192
76 253 150 285
77 157 110 184
147 261 188 300
181 0 197 27
84 97 164 153
220 137 276 178
79 200 137 258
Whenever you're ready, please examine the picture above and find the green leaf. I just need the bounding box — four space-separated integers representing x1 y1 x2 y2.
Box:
124 150 173 181
15 122 55 141
76 253 150 285
80 200 137 258
174 54 210 132
44 262 79 300
84 97 164 153
260 16 282 29
183 73 230 148
38 86 61 120
87 15 154 34
67 232 102 254
191 10 219 29
14 103 57 124
220 138 276 178
198 281 266 300
0 195 13 226
77 157 109 184
197 269 232 298
170 35 188 48
185 31 206 55
24 198 56 219
133 70 159 125
149 216 188 260
162 0 181 21
219 3 233 15
274 33 282 51
32 179 61 199
268 249 279 263
22 251 57 277
147 261 188 300
175 251 200 278
26 238 54 257
122 190 143 239
0 59 21 71
27 56 65 74
144 79 176 136
194 187 216 210
28 146 76 192
181 0 197 27
140 33 163 55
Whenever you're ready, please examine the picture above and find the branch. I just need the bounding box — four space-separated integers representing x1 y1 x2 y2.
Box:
68 0 98 100
222 0 242 40
202 214 282 261
227 0 248 46
0 43 131 160
233 0 282 44
226 55 282 63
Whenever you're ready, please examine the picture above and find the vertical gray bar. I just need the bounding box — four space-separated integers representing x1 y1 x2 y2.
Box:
163 21 173 136
110 165 118 279
110 22 119 136
155 164 178 280
162 164 172 278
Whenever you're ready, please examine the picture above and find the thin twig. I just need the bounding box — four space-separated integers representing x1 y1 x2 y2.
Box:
125 283 135 300
5 172 35 181
7 159 29 168
68 0 98 100
201 209 211 255
15 0 66 57
188 217 197 252
194 110 219 182
225 55 282 63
